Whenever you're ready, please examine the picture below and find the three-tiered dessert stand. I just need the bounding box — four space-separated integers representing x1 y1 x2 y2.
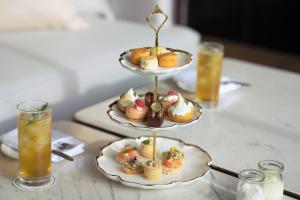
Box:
96 5 212 189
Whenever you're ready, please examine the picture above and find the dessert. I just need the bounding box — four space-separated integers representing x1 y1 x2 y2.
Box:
162 147 184 175
144 160 162 181
126 99 149 121
158 52 178 68
122 157 144 175
144 92 154 108
146 102 164 127
140 56 158 70
116 144 140 164
150 46 169 56
117 88 139 113
168 93 193 123
160 91 178 112
140 138 154 158
131 48 150 65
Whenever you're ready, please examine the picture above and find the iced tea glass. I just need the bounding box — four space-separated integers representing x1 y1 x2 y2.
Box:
14 100 54 190
196 42 224 107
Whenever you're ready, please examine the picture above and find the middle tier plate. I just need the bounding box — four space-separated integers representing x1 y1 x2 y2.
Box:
119 47 193 76
107 97 202 131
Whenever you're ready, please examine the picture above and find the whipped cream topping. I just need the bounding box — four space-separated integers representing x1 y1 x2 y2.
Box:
169 93 193 116
163 95 178 102
136 105 144 111
119 88 138 106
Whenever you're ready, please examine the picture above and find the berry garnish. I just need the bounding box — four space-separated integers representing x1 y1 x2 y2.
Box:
167 91 176 96
129 156 137 162
135 99 145 107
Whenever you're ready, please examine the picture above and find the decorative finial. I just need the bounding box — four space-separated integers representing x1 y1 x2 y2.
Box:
152 5 163 14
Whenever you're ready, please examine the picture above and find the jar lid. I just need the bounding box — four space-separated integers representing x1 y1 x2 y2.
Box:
238 169 265 183
258 160 284 174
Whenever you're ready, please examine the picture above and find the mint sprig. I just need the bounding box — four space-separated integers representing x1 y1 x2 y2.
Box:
184 99 189 105
26 103 49 126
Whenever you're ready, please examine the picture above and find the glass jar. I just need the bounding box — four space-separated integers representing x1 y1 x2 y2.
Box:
236 169 265 200
258 160 284 200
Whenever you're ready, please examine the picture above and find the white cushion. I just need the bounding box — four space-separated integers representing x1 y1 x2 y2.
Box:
75 0 115 20
0 0 87 31
0 16 200 133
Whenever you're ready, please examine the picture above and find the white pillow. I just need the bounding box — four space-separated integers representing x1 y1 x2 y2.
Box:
75 0 115 21
0 0 88 31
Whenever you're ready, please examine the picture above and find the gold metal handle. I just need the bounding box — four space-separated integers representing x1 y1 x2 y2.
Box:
145 5 168 47
146 5 169 162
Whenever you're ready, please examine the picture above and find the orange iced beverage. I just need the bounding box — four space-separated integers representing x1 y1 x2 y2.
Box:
17 101 51 185
196 42 224 106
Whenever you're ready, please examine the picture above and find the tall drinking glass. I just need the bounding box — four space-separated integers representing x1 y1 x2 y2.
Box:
196 42 224 107
14 100 55 191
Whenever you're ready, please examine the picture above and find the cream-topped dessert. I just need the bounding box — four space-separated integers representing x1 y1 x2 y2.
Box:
168 93 192 116
140 56 158 70
168 93 193 122
117 88 139 112
161 91 178 112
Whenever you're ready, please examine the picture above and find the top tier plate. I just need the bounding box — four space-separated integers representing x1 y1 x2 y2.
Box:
119 47 193 76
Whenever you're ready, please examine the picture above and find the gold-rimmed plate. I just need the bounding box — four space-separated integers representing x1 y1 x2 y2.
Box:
119 47 193 76
96 136 212 189
107 96 202 131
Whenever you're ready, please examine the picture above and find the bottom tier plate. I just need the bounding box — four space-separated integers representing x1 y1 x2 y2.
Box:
96 136 212 189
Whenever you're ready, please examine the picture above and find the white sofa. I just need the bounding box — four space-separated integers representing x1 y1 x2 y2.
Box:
0 12 200 134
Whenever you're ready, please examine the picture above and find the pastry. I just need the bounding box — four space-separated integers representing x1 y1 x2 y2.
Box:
126 99 148 121
162 147 184 175
116 144 140 164
117 88 139 113
158 52 178 68
131 48 150 65
150 46 169 56
144 160 162 181
140 56 158 70
146 102 164 127
168 93 193 123
122 157 144 175
160 91 178 113
140 138 154 158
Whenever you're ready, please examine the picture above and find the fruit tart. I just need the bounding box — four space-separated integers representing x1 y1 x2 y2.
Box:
126 99 148 121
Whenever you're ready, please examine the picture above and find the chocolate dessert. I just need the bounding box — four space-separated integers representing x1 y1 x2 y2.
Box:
146 102 164 127
145 92 154 108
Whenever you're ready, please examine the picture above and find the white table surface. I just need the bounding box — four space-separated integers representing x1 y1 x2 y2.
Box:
74 58 300 194
0 121 244 200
